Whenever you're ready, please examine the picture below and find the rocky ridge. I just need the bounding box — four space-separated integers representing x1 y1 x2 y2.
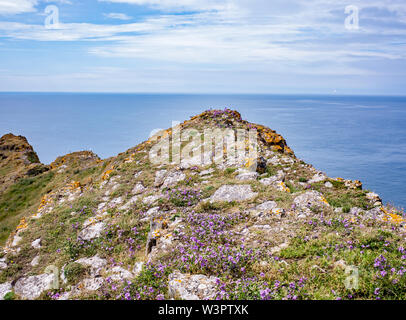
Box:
0 109 405 301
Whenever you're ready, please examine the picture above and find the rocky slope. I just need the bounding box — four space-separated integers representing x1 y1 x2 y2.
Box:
0 109 405 301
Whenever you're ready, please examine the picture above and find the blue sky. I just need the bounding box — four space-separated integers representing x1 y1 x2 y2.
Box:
0 0 405 94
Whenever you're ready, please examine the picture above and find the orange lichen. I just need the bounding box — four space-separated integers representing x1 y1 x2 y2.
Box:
16 217 28 231
102 168 114 181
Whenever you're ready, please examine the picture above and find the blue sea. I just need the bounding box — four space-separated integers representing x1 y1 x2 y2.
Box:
1 93 405 209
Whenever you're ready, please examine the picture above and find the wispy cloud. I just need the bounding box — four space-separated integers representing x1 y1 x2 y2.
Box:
0 0 405 93
0 0 37 15
104 12 132 20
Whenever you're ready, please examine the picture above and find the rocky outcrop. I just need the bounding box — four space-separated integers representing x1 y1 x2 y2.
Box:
0 133 48 193
210 185 258 203
168 270 219 300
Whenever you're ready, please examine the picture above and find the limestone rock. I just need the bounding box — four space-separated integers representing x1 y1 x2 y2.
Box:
210 185 258 203
154 170 168 187
14 273 54 300
143 194 161 205
30 255 40 267
75 255 107 277
0 282 12 300
256 201 278 212
109 266 133 281
162 171 186 188
132 262 144 277
31 238 41 249
199 168 214 176
293 191 329 210
168 270 219 300
308 172 327 184
132 182 146 195
366 192 381 203
236 170 258 181
78 222 105 241
0 257 7 270
259 170 286 186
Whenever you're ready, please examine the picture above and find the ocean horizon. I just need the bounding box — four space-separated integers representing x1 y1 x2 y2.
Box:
1 92 405 209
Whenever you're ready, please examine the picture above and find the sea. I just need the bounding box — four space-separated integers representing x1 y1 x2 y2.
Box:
0 93 405 209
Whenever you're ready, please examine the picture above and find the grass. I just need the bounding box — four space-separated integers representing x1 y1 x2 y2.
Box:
0 171 55 245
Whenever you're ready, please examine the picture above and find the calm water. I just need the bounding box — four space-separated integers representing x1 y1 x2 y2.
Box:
1 93 405 208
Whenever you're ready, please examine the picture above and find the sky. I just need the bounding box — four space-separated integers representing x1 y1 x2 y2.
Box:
0 0 405 94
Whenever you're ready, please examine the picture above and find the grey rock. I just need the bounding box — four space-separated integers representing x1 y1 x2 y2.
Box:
308 172 327 184
75 255 107 277
31 238 41 249
109 266 133 281
12 233 23 247
132 182 146 195
293 190 329 210
0 258 7 270
14 273 54 300
236 170 258 181
0 282 12 300
256 201 278 212
78 222 105 241
365 207 383 219
132 262 144 277
162 171 186 188
154 170 168 187
324 181 333 188
30 255 40 267
199 168 214 176
210 185 258 203
143 194 161 205
80 277 104 291
259 170 286 186
168 270 219 300
119 195 139 210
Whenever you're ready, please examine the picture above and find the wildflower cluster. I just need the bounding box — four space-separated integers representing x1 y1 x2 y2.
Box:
103 262 170 300
173 212 259 276
215 276 308 300
165 187 202 207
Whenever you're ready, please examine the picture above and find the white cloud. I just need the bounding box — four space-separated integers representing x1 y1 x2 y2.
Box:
0 0 37 15
104 13 132 20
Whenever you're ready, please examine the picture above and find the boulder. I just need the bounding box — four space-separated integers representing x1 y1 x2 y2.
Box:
31 238 41 249
75 255 107 277
132 262 144 277
256 201 278 212
259 170 286 186
210 185 258 203
293 191 329 210
78 222 105 241
236 170 258 181
162 171 186 188
0 257 7 270
109 266 133 281
168 270 218 300
154 170 168 187
30 255 40 267
308 172 327 184
14 273 54 300
0 282 12 300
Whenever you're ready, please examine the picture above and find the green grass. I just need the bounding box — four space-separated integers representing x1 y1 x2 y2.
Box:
0 171 55 245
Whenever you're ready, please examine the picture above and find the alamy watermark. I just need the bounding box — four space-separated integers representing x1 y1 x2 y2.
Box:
148 122 259 170
345 5 360 30
344 265 359 290
45 5 60 29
